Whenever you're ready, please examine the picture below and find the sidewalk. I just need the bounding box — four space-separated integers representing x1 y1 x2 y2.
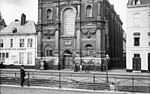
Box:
0 84 147 94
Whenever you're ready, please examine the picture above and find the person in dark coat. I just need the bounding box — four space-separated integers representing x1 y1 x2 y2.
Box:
20 65 26 87
74 63 77 72
84 64 87 72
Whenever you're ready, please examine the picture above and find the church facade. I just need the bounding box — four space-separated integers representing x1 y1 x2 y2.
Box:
36 0 124 70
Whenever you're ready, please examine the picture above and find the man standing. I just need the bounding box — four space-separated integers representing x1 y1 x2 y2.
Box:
20 65 26 87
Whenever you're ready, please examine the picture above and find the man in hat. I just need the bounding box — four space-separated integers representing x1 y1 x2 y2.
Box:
20 65 26 87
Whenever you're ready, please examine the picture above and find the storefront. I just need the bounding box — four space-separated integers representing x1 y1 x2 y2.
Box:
0 48 36 66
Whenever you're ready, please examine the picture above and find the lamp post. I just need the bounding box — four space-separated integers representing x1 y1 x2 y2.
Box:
106 54 109 84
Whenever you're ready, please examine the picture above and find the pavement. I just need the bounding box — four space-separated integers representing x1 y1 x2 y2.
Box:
0 84 148 94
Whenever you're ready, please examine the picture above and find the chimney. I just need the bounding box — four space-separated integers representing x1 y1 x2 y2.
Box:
21 13 26 25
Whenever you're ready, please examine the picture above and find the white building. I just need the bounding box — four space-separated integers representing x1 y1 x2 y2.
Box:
0 14 37 67
126 0 150 72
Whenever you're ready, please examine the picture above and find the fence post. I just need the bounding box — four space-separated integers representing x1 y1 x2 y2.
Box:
70 74 72 81
93 74 95 90
0 70 1 84
132 75 134 93
115 77 116 91
149 81 150 93
15 72 17 80
59 73 61 88
27 71 30 86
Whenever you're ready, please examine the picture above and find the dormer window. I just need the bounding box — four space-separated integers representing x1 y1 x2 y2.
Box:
47 9 53 19
86 5 93 17
133 0 141 5
12 28 17 33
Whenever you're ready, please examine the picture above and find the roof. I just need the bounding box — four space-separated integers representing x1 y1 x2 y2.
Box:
0 19 6 30
127 0 150 6
0 20 36 35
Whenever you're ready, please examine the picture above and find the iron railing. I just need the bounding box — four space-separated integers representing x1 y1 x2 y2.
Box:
1 70 150 93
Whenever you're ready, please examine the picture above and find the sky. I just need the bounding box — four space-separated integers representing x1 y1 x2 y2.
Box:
0 0 128 31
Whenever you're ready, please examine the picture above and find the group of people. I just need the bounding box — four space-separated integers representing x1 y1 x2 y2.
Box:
74 64 90 72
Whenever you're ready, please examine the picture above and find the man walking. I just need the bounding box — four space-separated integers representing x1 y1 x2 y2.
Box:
20 65 26 87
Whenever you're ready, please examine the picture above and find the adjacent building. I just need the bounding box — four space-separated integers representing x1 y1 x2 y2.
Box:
36 0 124 70
0 14 37 68
126 0 150 72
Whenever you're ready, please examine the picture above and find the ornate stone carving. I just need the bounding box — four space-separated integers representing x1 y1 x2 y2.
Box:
43 29 55 39
81 28 96 38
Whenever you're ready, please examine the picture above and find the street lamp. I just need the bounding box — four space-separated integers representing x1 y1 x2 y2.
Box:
106 54 109 84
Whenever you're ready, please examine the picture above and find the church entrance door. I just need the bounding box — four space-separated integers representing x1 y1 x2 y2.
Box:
63 49 73 69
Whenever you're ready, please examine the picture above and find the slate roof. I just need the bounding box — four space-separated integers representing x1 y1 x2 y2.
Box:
127 0 150 5
0 20 36 35
0 19 6 30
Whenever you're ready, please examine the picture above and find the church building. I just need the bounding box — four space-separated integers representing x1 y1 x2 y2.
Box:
36 0 124 70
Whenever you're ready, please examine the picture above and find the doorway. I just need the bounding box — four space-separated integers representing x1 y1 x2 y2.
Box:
63 49 73 69
133 57 141 71
133 54 141 71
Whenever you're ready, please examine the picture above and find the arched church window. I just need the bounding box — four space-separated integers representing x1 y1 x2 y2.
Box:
45 45 53 56
47 9 53 19
63 8 75 36
86 5 92 17
84 44 94 57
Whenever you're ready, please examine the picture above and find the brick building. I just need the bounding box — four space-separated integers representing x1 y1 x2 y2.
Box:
36 0 124 70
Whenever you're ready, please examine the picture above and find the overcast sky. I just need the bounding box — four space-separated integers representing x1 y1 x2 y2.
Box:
0 0 128 30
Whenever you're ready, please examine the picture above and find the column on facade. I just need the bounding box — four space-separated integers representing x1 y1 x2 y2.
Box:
37 29 42 57
77 5 80 19
76 29 81 57
56 7 59 21
97 2 101 19
96 29 101 57
105 20 109 53
55 30 59 56
38 0 42 24
101 28 106 58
